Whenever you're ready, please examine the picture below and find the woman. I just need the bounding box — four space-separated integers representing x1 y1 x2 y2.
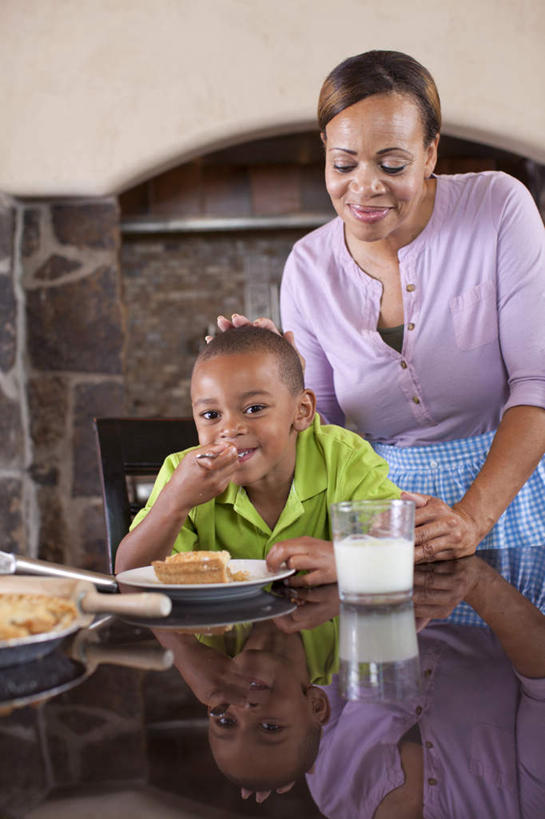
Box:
218 50 545 563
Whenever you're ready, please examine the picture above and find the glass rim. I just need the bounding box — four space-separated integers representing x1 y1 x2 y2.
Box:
330 499 415 512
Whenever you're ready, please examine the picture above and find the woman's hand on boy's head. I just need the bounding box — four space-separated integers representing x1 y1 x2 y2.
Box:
266 537 337 587
241 782 295 803
213 315 306 372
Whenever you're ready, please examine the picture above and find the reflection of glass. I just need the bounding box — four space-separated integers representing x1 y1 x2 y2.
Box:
331 499 415 603
339 601 420 702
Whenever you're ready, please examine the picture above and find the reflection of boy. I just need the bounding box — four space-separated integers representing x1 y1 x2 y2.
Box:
207 622 331 794
115 326 400 578
154 618 335 798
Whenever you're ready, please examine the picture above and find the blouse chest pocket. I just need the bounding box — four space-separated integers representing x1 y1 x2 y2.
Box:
448 280 498 351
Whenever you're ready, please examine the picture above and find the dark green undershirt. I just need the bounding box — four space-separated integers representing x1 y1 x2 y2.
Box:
378 324 404 354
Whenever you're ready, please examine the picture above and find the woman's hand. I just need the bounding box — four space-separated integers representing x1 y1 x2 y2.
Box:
266 537 336 587
209 313 305 371
401 491 482 563
412 556 481 629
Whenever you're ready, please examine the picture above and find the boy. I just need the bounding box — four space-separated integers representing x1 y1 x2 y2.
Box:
114 326 400 578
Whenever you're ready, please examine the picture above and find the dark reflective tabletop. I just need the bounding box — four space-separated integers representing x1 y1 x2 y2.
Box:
1 547 544 818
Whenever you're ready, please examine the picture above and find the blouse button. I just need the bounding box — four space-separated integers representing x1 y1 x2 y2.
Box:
415 705 423 715
412 396 420 404
428 778 438 786
406 284 416 292
400 360 408 369
407 322 415 331
425 741 434 749
424 668 433 677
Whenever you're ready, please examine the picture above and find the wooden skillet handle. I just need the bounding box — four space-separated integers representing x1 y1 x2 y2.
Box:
80 590 172 618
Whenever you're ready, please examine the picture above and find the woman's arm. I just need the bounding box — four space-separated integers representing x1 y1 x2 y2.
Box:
406 404 545 562
463 557 545 677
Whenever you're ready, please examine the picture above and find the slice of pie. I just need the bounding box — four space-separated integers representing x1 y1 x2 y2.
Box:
152 550 231 584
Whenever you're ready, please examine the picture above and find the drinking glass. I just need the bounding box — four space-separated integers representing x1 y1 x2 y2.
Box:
331 499 415 603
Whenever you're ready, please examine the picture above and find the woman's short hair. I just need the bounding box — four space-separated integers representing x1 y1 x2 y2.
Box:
318 50 441 146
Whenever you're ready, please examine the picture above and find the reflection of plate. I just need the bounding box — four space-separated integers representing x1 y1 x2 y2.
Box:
0 649 86 709
120 589 297 630
0 620 82 668
116 560 294 601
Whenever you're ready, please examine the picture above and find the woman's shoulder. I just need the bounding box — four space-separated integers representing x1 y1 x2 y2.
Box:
289 216 343 259
437 170 533 207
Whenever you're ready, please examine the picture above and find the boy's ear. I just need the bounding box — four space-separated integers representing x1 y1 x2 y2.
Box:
307 685 331 725
293 389 316 432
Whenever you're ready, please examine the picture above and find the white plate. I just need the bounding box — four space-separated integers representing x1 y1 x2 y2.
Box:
116 559 294 601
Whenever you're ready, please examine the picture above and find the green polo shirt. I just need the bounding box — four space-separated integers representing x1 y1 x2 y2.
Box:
130 415 401 557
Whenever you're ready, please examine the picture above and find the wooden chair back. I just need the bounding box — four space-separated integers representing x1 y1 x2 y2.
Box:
93 417 198 572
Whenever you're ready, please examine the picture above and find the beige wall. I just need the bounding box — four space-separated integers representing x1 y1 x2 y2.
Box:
2 0 543 197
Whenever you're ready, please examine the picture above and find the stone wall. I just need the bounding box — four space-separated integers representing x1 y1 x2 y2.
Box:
0 193 26 554
1 198 125 570
121 230 307 416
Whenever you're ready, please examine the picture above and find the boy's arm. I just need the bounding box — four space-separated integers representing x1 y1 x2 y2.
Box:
114 442 239 573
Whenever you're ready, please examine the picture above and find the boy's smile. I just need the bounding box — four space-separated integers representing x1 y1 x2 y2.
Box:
191 351 315 510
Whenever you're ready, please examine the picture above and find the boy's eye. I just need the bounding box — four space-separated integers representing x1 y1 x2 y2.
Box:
244 404 266 415
381 164 407 174
201 410 219 420
260 722 282 733
216 716 236 728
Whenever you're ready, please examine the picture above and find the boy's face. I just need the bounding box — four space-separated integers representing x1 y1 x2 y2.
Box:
191 351 315 494
208 650 329 785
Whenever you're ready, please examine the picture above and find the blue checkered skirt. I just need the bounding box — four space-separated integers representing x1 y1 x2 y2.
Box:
371 431 545 552
372 432 545 626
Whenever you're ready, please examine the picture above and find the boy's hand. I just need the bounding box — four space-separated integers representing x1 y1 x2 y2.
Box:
170 442 239 509
266 537 337 587
273 584 340 632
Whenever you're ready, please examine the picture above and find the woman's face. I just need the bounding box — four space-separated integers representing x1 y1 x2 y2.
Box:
323 92 438 248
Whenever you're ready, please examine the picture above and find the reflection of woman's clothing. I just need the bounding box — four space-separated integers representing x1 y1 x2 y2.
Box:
281 172 545 549
307 623 545 818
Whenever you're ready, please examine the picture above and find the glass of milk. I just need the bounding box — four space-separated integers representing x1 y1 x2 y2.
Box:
331 499 415 603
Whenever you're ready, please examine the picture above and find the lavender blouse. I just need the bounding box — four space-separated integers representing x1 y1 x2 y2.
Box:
280 172 545 446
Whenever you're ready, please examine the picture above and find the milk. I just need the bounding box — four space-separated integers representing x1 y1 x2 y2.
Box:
340 601 418 663
334 535 413 601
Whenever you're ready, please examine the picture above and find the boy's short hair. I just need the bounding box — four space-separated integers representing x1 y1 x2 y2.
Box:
196 326 304 395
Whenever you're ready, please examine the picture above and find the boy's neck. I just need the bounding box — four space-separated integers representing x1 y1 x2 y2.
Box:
245 473 294 531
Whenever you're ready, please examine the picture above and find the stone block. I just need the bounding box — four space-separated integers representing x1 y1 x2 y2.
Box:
51 200 119 250
27 374 68 447
26 265 124 374
77 503 109 573
0 710 48 818
202 166 251 217
34 253 82 281
21 207 41 257
0 273 17 372
300 163 336 213
0 478 24 553
36 490 68 564
150 162 202 217
0 200 15 262
72 380 125 497
0 390 23 467
250 164 301 215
